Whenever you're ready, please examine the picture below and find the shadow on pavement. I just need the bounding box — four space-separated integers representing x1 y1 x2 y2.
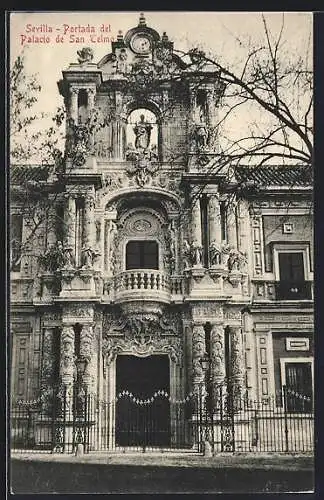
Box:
10 458 314 494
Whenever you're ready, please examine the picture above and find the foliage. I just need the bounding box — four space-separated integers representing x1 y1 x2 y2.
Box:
38 244 65 273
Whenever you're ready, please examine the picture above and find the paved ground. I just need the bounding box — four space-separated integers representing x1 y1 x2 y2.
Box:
10 452 315 494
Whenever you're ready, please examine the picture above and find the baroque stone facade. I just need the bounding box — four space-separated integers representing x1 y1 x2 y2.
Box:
10 14 313 450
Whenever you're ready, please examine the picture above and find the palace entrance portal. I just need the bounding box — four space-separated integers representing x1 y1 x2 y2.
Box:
115 355 171 447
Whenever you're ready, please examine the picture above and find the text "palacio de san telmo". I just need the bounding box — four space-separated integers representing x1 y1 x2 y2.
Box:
20 23 113 46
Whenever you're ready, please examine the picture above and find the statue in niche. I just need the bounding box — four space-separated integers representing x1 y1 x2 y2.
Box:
62 245 75 269
194 126 209 150
134 115 152 150
117 48 128 73
81 247 95 269
209 240 222 266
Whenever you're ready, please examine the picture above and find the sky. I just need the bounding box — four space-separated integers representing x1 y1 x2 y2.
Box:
9 11 313 165
10 11 312 115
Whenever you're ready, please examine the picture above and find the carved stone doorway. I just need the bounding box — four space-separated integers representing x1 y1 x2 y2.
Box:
115 354 170 447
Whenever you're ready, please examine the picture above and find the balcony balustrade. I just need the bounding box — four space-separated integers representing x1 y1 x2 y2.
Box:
253 280 313 301
114 269 171 305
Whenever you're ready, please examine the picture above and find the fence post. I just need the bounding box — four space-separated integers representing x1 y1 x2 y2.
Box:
283 386 289 452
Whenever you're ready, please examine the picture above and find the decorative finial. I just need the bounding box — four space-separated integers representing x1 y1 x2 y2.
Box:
139 12 146 26
117 30 123 41
162 32 169 42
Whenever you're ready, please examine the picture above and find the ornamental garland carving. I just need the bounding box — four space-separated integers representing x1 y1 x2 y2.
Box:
102 309 180 339
63 304 94 320
192 303 223 322
102 335 182 366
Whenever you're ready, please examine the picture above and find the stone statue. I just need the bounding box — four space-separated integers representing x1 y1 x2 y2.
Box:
183 239 192 269
195 126 209 149
134 115 152 150
209 240 222 266
117 48 128 73
192 243 203 266
77 47 94 64
62 246 75 269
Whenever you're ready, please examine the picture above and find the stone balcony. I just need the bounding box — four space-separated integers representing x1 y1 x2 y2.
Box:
253 280 314 302
114 269 171 305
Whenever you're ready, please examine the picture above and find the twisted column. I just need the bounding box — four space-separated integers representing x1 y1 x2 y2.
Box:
210 324 226 409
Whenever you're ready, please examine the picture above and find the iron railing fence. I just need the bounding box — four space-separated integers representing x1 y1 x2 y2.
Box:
10 385 314 454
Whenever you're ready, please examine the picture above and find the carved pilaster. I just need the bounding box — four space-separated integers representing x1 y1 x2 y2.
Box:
243 313 256 402
60 326 75 412
226 202 238 248
192 325 206 395
46 202 57 249
229 327 245 408
80 325 97 393
83 194 96 250
208 193 222 247
210 324 226 407
191 196 202 248
87 88 96 109
64 196 76 250
70 87 79 121
40 328 56 409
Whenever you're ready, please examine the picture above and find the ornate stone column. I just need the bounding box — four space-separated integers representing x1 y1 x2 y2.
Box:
83 194 96 250
189 86 199 123
60 326 75 414
79 325 97 396
46 200 57 248
229 327 245 409
226 202 238 248
210 324 226 409
70 87 79 122
208 193 222 247
64 195 76 250
40 328 56 410
191 196 202 249
192 325 206 396
87 88 96 110
206 88 216 126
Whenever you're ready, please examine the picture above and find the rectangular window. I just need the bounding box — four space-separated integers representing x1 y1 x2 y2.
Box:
276 252 311 299
126 240 159 270
10 214 23 271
